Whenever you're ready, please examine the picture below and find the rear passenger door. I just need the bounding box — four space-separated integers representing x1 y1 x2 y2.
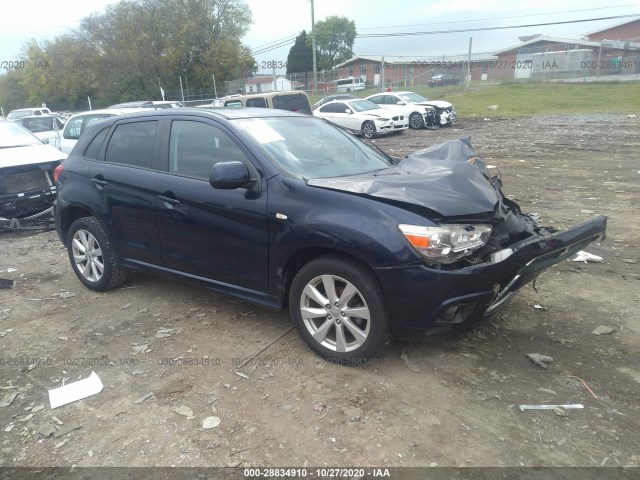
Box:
91 118 162 265
155 117 269 292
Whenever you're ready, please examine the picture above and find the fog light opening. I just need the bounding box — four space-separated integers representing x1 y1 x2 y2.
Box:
435 304 476 324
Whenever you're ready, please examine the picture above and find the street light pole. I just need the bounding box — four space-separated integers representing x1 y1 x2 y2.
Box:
311 0 317 95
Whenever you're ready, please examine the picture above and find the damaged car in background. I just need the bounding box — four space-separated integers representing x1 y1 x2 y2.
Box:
54 109 606 364
1 119 66 228
366 91 457 127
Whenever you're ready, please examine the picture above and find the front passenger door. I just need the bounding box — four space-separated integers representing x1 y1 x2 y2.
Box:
155 119 269 292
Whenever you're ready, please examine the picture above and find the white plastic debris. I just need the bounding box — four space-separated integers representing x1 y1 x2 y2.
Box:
202 416 221 429
573 251 603 263
48 371 103 409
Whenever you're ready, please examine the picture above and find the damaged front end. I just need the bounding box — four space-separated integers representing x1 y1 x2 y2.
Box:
0 160 59 229
309 137 607 337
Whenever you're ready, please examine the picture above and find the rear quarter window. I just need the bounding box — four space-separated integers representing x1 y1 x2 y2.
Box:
83 127 110 160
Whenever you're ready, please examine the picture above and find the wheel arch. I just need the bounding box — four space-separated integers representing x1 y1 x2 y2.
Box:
280 247 386 310
59 205 96 241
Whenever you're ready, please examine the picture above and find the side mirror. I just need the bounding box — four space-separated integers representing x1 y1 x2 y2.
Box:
209 161 252 189
42 138 50 144
345 108 352 114
396 101 405 105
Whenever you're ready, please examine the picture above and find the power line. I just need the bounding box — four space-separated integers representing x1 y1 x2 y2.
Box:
249 13 640 56
358 4 639 30
356 14 640 38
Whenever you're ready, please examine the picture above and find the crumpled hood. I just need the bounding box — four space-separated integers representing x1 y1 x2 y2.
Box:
0 144 66 168
416 100 452 109
308 137 499 218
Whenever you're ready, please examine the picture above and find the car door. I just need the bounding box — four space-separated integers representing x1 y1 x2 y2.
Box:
316 102 356 130
91 118 162 265
155 117 269 292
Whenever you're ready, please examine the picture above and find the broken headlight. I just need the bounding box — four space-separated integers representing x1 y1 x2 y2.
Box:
399 224 492 264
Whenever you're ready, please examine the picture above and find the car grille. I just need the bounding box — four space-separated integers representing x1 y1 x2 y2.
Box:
391 115 404 121
0 169 51 195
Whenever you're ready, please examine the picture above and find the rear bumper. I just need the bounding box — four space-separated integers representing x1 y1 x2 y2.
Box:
377 216 607 339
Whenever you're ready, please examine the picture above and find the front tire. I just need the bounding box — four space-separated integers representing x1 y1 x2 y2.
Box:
409 112 424 129
361 120 377 139
66 216 131 291
289 255 390 364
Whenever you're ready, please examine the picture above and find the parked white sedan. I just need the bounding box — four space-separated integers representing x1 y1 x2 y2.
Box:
313 99 408 139
366 91 456 127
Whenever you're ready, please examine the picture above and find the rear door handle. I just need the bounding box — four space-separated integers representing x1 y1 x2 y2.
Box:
157 195 181 206
92 176 108 189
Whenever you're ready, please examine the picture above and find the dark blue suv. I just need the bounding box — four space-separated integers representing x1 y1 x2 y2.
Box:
54 108 606 364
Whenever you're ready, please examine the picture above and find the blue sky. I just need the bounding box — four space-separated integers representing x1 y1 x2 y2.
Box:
1 0 639 75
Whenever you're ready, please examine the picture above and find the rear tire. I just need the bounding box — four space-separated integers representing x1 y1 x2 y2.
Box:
289 255 390 365
66 216 131 291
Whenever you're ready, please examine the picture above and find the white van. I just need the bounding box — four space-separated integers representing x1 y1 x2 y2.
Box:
335 76 366 93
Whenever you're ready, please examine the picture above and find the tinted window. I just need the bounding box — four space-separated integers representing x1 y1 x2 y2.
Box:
84 127 110 160
368 96 383 105
168 121 249 179
105 121 157 168
246 98 267 108
272 94 311 114
319 103 346 114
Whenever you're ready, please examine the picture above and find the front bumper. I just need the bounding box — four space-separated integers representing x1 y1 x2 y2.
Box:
377 216 607 339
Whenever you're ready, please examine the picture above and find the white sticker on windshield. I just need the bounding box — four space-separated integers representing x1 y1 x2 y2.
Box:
239 119 284 144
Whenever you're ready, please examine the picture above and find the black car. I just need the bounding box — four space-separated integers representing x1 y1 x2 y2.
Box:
428 74 460 87
54 108 606 364
312 94 357 111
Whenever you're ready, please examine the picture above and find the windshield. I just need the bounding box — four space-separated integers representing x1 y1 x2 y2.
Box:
233 116 393 179
346 100 380 112
14 117 60 133
63 113 113 139
398 92 428 103
0 121 42 148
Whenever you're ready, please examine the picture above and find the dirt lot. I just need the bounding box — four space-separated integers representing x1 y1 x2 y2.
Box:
1 113 639 469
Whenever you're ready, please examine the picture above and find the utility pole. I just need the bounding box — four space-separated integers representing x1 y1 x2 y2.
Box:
311 0 317 95
466 37 473 89
179 76 185 104
212 74 218 99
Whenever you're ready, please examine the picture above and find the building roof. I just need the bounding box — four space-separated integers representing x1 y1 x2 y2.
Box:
336 53 497 69
581 17 640 39
496 36 602 54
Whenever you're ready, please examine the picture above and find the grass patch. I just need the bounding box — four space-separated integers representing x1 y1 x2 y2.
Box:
309 82 640 116
415 82 640 116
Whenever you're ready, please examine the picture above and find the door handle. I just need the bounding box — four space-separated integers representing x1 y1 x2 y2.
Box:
92 176 108 189
157 195 181 206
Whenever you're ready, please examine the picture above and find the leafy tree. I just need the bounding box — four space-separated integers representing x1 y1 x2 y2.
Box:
314 16 356 71
0 70 27 114
10 0 255 109
286 30 312 74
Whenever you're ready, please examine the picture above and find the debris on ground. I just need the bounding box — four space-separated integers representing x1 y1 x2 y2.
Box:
568 375 599 399
0 392 18 408
592 325 615 336
518 404 584 412
201 416 221 429
48 371 103 409
0 278 16 289
401 351 421 373
175 405 194 418
526 353 554 368
133 392 154 404
155 328 176 339
572 251 603 263
532 304 548 311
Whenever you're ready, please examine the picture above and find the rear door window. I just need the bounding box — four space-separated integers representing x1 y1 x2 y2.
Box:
105 121 157 169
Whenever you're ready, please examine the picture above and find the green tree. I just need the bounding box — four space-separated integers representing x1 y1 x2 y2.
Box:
287 30 312 74
314 16 356 71
12 0 255 109
0 70 27 114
